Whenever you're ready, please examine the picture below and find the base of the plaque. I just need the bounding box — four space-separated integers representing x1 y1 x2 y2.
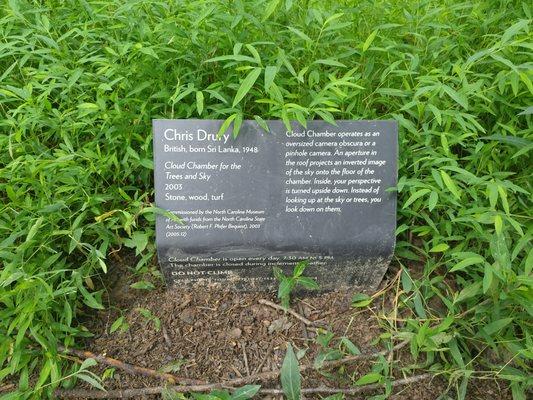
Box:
158 252 392 292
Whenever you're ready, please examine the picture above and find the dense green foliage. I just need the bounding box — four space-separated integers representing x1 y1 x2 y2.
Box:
0 0 531 398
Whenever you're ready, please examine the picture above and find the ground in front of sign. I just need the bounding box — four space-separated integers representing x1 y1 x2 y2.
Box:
70 252 511 400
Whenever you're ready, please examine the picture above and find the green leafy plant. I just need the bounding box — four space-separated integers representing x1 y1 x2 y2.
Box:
273 260 319 309
159 360 188 374
351 293 373 308
135 307 161 332
109 315 129 334
101 367 116 381
130 280 156 291
281 343 301 400
313 330 363 370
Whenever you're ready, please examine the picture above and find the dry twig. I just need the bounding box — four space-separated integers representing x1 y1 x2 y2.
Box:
297 303 310 339
263 373 433 395
161 324 172 348
0 384 15 393
58 345 205 385
252 342 273 375
258 299 315 326
241 342 250 376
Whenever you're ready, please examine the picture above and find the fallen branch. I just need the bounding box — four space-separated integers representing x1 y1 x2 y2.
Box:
263 373 433 395
54 372 432 398
258 299 315 326
58 345 205 385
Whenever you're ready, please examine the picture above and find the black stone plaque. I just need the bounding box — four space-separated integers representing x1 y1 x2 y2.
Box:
153 120 397 291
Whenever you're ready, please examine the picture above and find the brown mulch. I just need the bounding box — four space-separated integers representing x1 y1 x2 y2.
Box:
66 257 510 400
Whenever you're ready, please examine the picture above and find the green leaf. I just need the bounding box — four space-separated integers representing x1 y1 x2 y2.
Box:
490 233 510 267
455 281 482 304
483 318 513 336
19 366 29 391
314 349 342 369
130 281 155 290
264 65 277 91
159 360 186 373
254 115 270 132
362 30 378 52
450 255 485 272
428 191 438 211
403 188 430 209
316 331 334 347
297 276 319 290
448 339 465 368
139 46 159 59
5 185 17 203
355 372 382 385
78 102 99 111
191 394 220 400
204 54 258 64
487 182 498 208
110 316 125 333
413 292 427 318
313 59 346 67
80 358 98 370
128 231 148 255
27 217 43 242
281 343 301 400
233 67 262 107
262 0 281 21
77 372 106 391
135 307 154 319
293 260 308 277
126 146 140 160
287 26 312 43
430 243 449 253
217 114 237 138
79 286 104 310
442 85 468 110
501 19 529 43
497 186 510 214
233 113 243 139
401 269 413 293
278 278 293 305
231 385 261 400
518 106 533 116
352 293 372 307
35 358 52 390
273 266 285 281
196 91 204 115
479 134 531 148
245 44 262 65
340 337 361 355
440 170 461 199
